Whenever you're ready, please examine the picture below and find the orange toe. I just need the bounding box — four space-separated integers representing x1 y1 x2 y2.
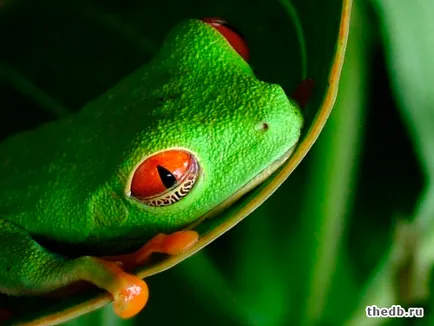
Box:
291 78 314 109
161 230 199 255
112 274 149 319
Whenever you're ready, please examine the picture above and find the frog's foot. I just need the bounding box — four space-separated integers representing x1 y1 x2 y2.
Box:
0 219 149 319
102 230 199 270
291 78 314 109
94 259 149 319
43 259 148 319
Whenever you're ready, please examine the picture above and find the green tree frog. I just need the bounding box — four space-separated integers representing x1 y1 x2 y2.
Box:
0 18 303 319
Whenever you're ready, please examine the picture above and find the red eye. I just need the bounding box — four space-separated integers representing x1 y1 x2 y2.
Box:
202 17 250 62
130 150 199 207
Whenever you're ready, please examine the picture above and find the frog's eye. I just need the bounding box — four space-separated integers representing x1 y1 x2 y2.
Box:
130 150 199 207
202 17 250 61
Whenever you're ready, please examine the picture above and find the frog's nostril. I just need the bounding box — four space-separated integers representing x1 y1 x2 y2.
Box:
255 122 269 132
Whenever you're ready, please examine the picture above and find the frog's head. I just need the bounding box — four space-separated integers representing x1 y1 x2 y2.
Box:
96 19 303 236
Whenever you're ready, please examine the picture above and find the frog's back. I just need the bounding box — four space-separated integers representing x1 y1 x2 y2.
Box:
0 113 94 223
0 64 158 220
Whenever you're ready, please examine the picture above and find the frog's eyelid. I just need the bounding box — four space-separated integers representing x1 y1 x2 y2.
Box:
202 17 250 61
142 173 197 207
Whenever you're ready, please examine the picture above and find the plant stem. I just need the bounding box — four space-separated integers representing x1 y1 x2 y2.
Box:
0 63 70 118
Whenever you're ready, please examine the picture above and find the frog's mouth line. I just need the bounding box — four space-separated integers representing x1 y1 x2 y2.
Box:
186 143 297 231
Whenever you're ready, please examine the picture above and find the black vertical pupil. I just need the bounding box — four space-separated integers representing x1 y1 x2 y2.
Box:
157 165 177 189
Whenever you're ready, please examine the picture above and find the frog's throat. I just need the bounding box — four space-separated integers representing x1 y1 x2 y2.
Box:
186 143 297 230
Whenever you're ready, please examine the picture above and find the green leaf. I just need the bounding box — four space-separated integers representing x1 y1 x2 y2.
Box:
346 0 434 325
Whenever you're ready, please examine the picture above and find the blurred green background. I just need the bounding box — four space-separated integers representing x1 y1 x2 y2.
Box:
1 0 434 325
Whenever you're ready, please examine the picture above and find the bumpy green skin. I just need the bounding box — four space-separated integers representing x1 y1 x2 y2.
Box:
0 19 303 294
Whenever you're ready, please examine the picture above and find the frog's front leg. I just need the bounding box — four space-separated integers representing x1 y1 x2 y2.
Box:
102 230 199 270
0 219 147 319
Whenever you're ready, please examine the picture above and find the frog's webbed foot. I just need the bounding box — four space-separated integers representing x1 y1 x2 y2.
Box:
0 219 197 319
91 258 149 318
102 230 199 270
